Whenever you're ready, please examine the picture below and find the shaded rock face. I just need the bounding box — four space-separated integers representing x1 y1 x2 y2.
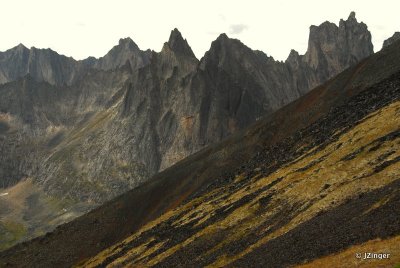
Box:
383 32 400 49
0 12 375 250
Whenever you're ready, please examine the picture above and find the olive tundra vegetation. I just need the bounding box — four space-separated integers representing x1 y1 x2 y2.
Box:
0 12 399 267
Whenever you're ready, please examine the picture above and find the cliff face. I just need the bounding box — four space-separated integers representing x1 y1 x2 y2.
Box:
0 12 375 249
0 44 85 86
287 11 373 94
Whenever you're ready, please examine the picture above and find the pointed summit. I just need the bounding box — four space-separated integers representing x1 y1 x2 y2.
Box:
217 33 229 40
165 28 196 58
8 43 29 54
340 11 360 27
118 37 139 51
91 37 150 71
16 43 28 50
348 11 356 21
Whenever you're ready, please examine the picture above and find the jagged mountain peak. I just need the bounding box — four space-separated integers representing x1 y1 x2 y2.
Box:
304 12 373 72
2 43 30 56
339 11 369 30
118 37 140 50
285 49 301 66
348 11 356 21
217 33 229 40
168 28 183 43
0 43 28 56
15 43 28 51
287 49 300 58
199 34 244 70
90 36 150 71
206 33 247 55
383 32 400 49
163 28 196 59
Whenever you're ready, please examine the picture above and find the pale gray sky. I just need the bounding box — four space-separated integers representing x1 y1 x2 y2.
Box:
1 0 399 61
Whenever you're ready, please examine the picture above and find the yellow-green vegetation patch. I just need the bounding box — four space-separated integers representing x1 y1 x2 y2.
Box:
0 220 27 251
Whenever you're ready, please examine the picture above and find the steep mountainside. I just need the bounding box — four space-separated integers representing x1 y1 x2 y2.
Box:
0 13 374 250
1 36 399 268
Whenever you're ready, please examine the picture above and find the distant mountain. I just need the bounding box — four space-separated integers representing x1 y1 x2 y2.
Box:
0 38 150 86
0 12 374 250
2 26 399 268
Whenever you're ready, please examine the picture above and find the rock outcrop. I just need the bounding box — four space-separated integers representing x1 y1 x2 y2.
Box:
383 32 400 49
287 11 373 94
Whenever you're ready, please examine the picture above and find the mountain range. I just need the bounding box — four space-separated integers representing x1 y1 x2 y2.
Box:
1 17 399 267
0 12 394 251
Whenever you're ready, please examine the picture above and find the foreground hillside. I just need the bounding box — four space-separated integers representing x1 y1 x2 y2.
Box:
1 39 399 268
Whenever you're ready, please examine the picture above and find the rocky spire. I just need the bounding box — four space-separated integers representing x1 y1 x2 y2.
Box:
303 11 373 76
118 37 140 51
163 28 196 59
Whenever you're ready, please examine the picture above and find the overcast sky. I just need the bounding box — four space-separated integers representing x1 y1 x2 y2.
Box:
1 0 399 61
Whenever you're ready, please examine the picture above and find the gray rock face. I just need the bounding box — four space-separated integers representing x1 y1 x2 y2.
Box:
0 44 86 86
382 32 400 49
288 11 373 93
0 12 375 249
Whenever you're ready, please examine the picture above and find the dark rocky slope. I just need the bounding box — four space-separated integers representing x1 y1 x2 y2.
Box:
1 35 399 268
